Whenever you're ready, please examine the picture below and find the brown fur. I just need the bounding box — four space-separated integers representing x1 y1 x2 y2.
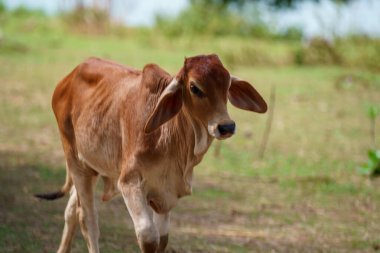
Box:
42 54 267 253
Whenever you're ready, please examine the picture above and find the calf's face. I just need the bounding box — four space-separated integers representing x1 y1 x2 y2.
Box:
182 55 267 140
144 54 267 141
184 55 233 139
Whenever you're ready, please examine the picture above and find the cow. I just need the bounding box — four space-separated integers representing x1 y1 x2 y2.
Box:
35 54 267 253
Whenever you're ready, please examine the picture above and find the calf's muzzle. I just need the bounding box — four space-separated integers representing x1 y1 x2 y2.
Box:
217 121 236 137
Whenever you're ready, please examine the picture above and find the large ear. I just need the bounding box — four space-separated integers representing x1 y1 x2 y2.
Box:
228 77 267 113
144 78 183 133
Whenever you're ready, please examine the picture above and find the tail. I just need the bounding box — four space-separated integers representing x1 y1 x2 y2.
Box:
34 191 65 200
34 164 73 201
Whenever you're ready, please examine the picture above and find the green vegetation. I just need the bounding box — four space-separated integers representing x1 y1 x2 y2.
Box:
155 0 297 39
358 149 380 177
155 0 380 70
0 7 380 253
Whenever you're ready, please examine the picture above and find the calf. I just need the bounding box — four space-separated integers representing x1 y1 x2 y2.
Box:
36 54 267 253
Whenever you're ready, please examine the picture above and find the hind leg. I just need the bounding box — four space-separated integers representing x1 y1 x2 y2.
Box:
73 170 99 253
57 187 78 253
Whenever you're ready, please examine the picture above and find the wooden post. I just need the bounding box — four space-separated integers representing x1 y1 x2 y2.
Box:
258 84 276 160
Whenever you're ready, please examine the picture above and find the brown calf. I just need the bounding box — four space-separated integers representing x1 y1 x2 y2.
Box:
36 54 267 253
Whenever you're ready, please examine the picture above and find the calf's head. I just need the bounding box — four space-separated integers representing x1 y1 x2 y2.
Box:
145 54 267 141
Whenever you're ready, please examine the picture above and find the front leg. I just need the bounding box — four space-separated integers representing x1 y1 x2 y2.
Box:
119 172 159 253
153 212 170 253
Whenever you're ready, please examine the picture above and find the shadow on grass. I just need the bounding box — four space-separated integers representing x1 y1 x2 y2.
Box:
0 151 138 253
1 151 378 253
0 151 66 252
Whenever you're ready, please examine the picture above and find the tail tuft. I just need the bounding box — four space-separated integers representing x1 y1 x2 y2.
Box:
34 191 65 201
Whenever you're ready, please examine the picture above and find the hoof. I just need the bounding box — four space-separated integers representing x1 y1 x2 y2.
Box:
157 234 168 253
141 240 158 253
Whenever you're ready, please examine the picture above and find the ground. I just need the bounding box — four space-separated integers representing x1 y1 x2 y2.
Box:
0 13 380 253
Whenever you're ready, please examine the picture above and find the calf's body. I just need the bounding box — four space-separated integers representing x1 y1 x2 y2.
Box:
37 55 267 253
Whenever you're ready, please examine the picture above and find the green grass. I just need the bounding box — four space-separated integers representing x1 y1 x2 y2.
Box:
1 13 380 253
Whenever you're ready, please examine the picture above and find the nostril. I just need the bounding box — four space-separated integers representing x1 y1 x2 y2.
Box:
217 123 236 135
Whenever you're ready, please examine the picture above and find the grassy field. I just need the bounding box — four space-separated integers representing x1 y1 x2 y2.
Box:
1 12 380 253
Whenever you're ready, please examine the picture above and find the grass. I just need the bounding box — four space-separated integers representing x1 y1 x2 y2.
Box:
1 12 380 253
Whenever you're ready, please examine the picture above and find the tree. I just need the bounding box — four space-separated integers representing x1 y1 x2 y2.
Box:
192 0 353 8
267 0 352 8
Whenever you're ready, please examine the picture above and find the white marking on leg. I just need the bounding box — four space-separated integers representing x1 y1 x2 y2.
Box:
119 180 159 245
57 187 77 253
153 212 170 236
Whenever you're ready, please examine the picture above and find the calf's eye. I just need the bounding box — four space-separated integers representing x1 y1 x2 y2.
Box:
190 83 205 98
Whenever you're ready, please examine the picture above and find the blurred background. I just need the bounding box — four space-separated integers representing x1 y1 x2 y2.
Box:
0 0 379 252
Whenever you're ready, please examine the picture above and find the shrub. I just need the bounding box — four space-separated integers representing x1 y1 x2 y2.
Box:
0 1 5 14
60 7 111 34
11 5 45 17
0 36 28 54
335 37 380 72
295 38 342 65
222 45 274 66
279 27 303 41
357 149 380 178
155 1 272 38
